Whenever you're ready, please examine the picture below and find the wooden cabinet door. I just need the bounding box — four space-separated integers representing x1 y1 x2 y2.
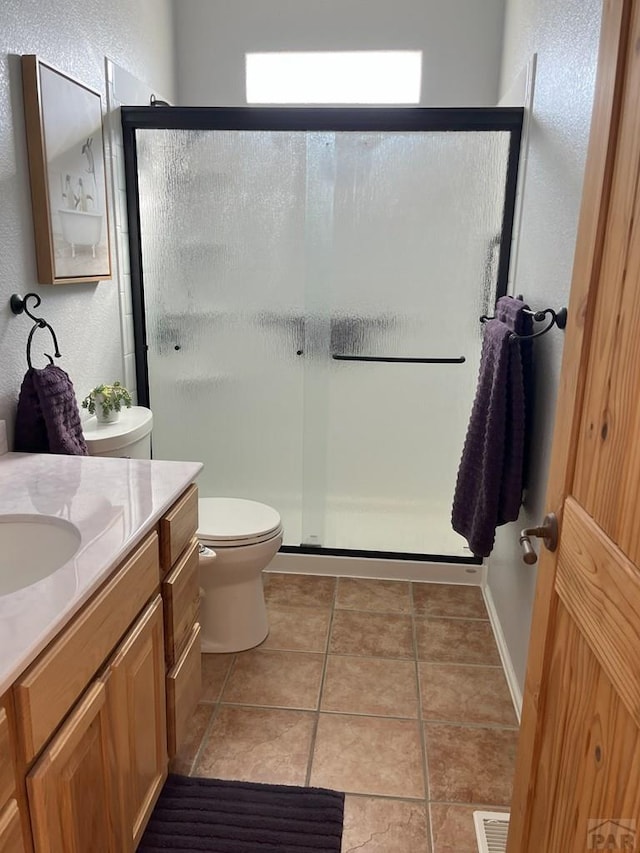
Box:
0 708 15 813
109 596 167 850
0 800 25 853
509 1 640 849
26 678 122 853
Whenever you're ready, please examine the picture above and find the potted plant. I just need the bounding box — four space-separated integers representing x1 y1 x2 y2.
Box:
82 381 133 424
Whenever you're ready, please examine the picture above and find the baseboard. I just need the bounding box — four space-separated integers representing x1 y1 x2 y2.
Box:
482 583 523 721
267 551 486 585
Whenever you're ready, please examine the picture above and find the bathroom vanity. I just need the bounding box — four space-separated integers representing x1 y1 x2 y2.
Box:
0 452 202 852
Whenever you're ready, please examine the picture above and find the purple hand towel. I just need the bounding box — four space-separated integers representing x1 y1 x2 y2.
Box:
14 365 88 456
451 309 528 558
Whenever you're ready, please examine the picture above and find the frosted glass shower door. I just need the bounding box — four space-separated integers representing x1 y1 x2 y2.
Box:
129 116 518 558
136 130 307 544
318 132 512 556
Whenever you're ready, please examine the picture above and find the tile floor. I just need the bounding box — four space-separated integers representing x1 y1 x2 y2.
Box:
173 574 518 853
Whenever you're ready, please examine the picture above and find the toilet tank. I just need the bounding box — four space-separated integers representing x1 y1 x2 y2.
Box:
82 406 153 459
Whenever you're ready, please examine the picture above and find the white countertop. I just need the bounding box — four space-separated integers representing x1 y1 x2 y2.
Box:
0 452 203 696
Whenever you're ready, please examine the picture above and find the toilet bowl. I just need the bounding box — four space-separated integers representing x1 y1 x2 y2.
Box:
197 497 283 653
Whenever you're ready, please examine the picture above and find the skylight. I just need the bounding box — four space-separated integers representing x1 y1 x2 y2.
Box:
245 51 422 105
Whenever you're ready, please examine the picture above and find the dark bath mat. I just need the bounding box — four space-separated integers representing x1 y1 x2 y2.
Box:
138 774 345 852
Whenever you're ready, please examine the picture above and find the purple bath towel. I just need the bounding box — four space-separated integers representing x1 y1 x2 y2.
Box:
14 365 88 456
452 298 531 557
496 296 534 487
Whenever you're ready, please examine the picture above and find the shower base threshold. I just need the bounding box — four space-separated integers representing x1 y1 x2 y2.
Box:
268 549 485 585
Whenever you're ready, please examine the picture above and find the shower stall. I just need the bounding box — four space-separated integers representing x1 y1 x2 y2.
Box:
122 107 522 562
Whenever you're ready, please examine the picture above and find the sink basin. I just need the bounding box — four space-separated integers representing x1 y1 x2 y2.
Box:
0 515 81 596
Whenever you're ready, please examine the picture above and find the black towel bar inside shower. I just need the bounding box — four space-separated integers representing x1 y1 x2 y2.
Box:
331 354 466 364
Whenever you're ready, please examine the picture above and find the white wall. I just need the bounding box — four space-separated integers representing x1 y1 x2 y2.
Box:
173 0 506 106
487 0 602 699
0 0 175 446
0 0 602 697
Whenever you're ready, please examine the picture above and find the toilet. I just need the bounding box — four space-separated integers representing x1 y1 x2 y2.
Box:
82 408 283 653
197 497 283 653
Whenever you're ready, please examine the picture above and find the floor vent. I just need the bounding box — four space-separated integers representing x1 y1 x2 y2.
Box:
473 811 510 853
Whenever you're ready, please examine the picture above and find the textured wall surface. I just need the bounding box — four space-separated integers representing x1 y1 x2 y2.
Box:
488 0 602 697
1 2 602 697
0 0 175 446
174 0 506 107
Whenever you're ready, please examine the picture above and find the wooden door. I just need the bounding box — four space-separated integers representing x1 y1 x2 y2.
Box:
26 678 122 853
109 596 167 850
508 1 640 850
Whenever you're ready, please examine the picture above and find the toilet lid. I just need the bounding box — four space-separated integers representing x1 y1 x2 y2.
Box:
198 497 282 544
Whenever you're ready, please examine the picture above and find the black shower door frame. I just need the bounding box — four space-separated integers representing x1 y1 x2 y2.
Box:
121 106 523 564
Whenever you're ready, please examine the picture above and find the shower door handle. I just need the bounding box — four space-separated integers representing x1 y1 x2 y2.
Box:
331 354 466 364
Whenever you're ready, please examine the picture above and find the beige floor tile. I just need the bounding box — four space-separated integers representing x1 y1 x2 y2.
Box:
336 578 412 613
330 610 414 659
200 653 234 702
264 572 336 607
169 702 215 776
415 618 501 665
342 796 431 852
261 605 331 652
425 723 517 805
193 706 315 785
419 663 518 726
412 584 488 620
429 803 508 853
222 648 324 709
310 714 425 799
322 655 418 718
186 573 517 850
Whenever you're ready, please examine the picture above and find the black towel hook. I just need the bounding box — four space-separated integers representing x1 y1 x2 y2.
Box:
518 306 567 340
10 292 62 368
480 301 568 341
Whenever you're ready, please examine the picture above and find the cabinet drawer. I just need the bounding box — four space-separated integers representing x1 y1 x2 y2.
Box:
166 623 201 758
162 538 200 666
160 485 198 573
14 533 160 764
0 800 25 853
0 709 14 811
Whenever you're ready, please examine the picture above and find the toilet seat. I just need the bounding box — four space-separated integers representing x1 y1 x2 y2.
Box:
198 497 283 548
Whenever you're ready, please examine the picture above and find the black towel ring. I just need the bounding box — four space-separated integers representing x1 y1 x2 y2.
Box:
24 322 61 369
10 292 62 369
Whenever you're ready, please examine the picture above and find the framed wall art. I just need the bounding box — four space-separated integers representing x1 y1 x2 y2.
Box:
21 55 112 284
